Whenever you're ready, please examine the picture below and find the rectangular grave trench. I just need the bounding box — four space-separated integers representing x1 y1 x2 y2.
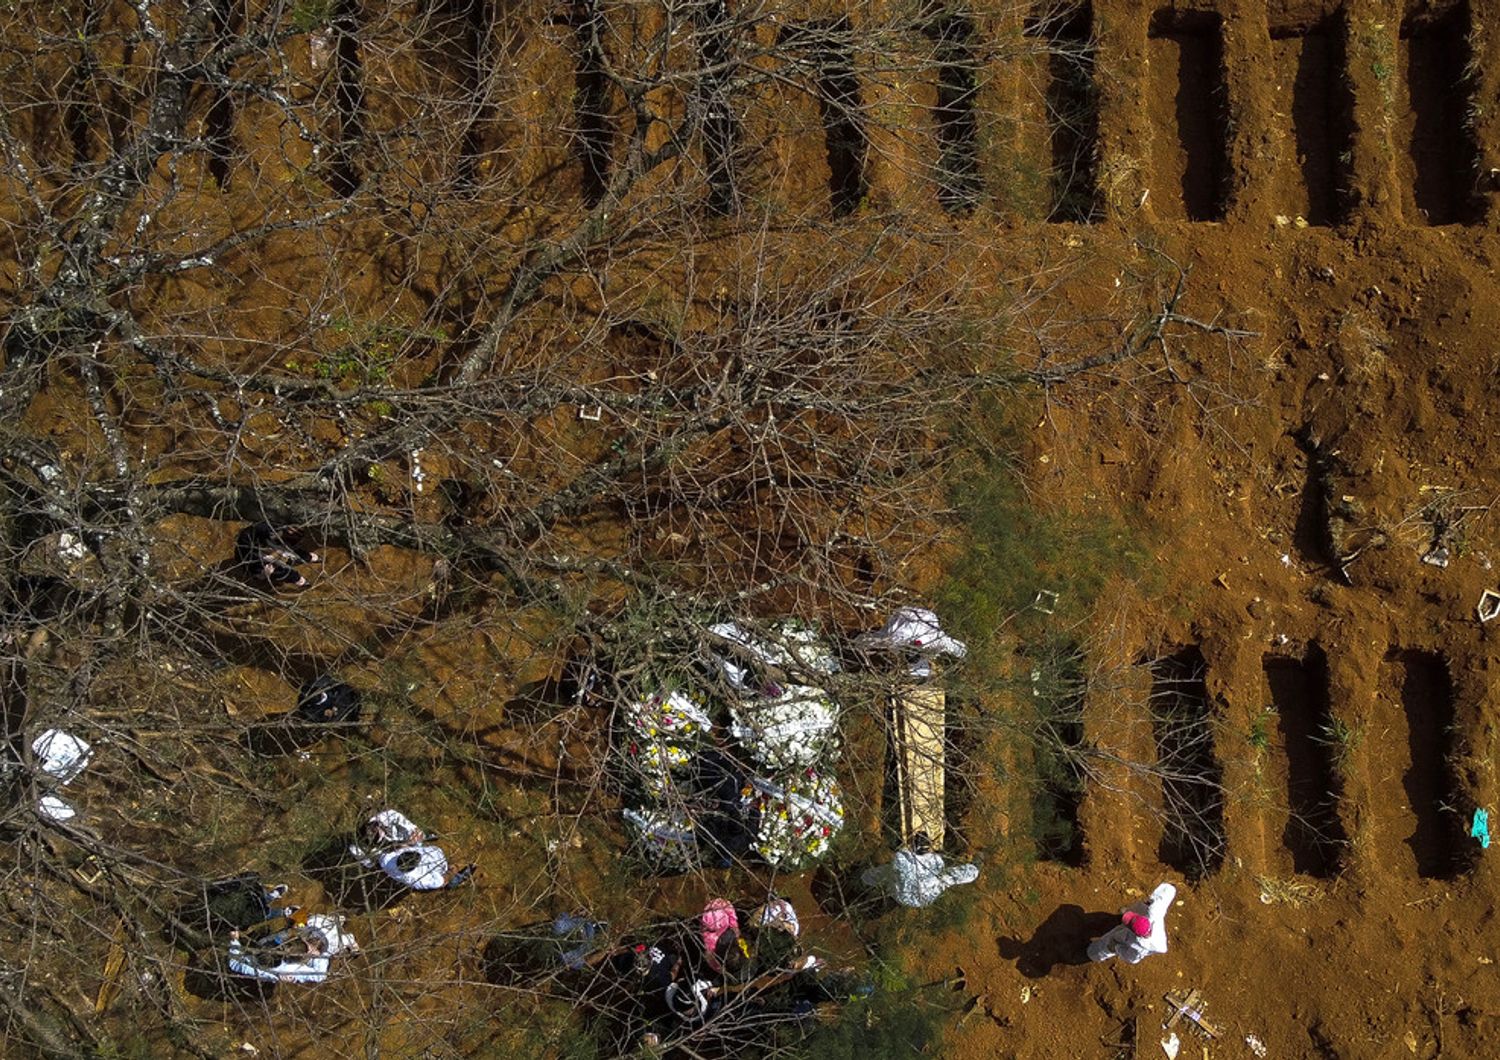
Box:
1269 12 1353 226
326 0 366 198
1401 1 1481 225
690 0 740 214
1147 9 1229 221
1024 2 1100 222
1145 646 1224 880
1263 647 1346 877
943 692 980 856
1029 644 1088 866
1386 650 1471 879
572 0 614 207
441 0 497 187
781 20 869 217
929 13 981 213
811 19 868 217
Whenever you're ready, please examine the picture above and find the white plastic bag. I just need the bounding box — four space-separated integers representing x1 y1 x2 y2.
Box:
32 729 92 784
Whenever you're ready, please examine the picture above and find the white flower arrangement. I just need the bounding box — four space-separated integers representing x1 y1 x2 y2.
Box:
776 621 839 677
622 805 699 870
729 685 840 771
746 771 845 869
609 639 849 873
706 620 839 695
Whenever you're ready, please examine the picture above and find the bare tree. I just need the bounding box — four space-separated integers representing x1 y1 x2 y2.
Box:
0 0 1254 1055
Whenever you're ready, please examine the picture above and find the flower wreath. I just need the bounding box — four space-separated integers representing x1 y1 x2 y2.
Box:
622 804 699 870
620 689 714 798
745 770 845 870
729 685 840 772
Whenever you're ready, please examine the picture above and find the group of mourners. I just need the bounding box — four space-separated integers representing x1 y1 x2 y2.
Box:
202 804 476 985
19 520 989 1030
10 513 1194 1056
494 891 871 1052
628 894 871 1049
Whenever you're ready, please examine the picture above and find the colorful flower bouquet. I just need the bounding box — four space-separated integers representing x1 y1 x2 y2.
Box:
746 770 845 870
619 689 714 798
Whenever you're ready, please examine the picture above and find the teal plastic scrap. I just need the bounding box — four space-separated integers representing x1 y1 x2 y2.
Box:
1471 808 1490 850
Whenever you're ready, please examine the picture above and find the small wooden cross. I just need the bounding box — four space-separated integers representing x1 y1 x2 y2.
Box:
1163 989 1221 1039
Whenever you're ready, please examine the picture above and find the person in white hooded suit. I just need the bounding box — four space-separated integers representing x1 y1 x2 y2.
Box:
1086 882 1177 964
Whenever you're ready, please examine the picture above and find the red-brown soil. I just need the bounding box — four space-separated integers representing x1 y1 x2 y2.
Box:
916 3 1500 1058
13 1 1500 1058
146 0 1500 1052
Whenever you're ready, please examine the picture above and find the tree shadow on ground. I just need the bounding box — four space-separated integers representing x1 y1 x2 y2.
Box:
504 670 592 727
301 835 407 914
480 923 600 988
242 715 368 757
242 717 327 757
182 948 275 1003
396 681 606 814
997 904 1118 978
810 861 894 928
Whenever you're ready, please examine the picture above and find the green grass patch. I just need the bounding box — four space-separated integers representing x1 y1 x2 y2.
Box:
282 316 447 386
1248 705 1276 753
787 986 949 1060
937 461 1147 659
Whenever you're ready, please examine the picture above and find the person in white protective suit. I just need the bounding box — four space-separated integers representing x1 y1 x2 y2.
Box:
1086 882 1177 964
861 833 979 908
350 807 475 890
228 913 358 984
859 608 967 677
350 807 425 859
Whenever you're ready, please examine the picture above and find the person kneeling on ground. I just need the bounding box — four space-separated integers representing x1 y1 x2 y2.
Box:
228 914 358 984
743 896 870 1016
640 952 870 1050
229 927 329 984
861 832 979 908
748 953 873 1018
235 522 321 589
743 895 802 978
1087 882 1176 965
247 676 363 755
382 846 475 891
351 808 474 891
350 807 424 859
